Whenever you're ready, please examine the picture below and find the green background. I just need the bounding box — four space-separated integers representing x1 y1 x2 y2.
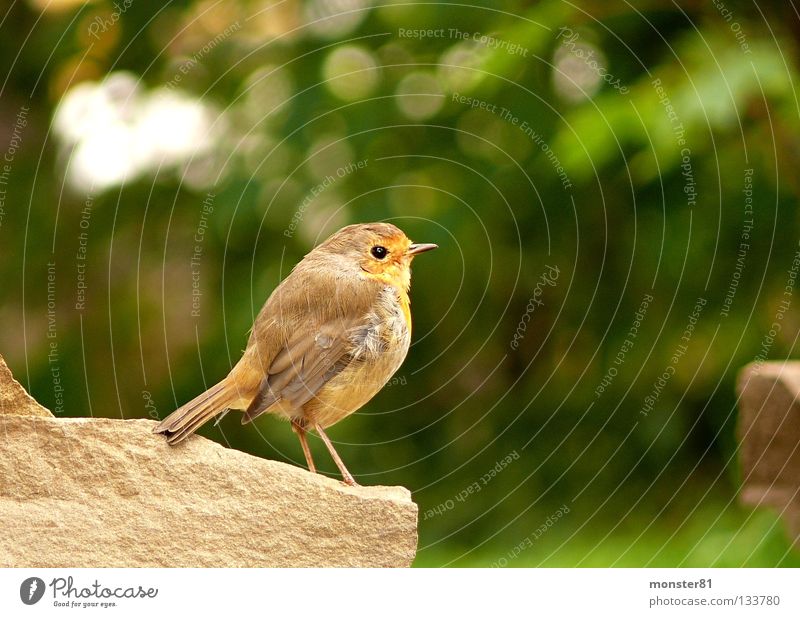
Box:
2 0 799 566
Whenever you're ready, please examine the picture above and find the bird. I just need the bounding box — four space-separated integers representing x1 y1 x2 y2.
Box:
154 222 437 485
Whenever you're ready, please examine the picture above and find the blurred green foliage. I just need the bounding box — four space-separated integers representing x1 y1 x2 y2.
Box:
2 0 800 566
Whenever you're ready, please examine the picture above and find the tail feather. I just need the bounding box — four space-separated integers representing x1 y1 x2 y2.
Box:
153 379 237 445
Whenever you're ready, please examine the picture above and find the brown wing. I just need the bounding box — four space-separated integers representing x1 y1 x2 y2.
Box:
239 258 381 424
241 317 368 423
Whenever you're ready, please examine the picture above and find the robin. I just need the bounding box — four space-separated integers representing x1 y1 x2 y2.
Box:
154 222 437 485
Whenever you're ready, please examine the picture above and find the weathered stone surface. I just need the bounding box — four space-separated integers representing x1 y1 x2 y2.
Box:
0 354 52 417
0 415 417 567
0 354 417 567
737 362 800 545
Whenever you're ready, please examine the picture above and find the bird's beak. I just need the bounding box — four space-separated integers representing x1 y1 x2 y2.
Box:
407 242 438 256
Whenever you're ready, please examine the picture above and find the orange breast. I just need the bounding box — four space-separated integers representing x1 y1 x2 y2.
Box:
398 289 412 335
362 269 413 334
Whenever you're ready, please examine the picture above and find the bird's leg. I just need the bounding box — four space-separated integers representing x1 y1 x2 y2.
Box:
314 423 358 486
291 419 316 474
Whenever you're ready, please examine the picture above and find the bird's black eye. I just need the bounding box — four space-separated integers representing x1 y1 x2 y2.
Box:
371 245 388 259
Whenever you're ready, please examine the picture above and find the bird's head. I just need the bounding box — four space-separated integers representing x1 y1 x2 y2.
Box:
316 222 437 291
